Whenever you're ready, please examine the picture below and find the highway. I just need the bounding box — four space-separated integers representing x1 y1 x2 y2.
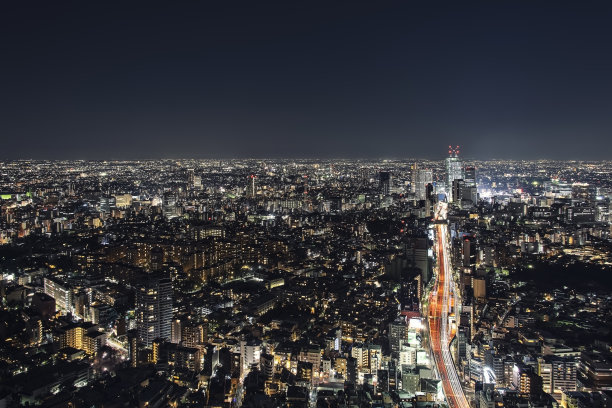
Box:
428 203 470 408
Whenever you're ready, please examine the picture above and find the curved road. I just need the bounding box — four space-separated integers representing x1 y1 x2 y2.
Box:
428 205 470 408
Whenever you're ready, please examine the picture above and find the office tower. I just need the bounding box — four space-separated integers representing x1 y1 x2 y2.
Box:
452 179 465 204
136 275 173 346
406 236 431 288
445 146 464 201
99 195 116 213
415 169 433 200
187 168 194 186
410 163 418 194
457 326 468 362
187 168 202 190
464 165 476 187
571 182 595 205
389 317 408 354
162 192 178 219
379 171 391 195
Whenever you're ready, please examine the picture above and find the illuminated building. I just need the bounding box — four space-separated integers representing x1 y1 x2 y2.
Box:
415 169 433 200
445 146 464 201
43 277 72 315
389 317 408 354
538 356 577 400
55 322 106 355
136 275 173 346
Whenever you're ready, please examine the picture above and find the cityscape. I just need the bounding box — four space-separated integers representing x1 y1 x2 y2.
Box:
3 1 612 407
1 155 612 407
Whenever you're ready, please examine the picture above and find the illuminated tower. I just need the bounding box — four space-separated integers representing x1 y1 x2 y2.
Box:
415 169 433 200
246 174 256 198
445 146 464 201
464 165 476 187
136 275 172 346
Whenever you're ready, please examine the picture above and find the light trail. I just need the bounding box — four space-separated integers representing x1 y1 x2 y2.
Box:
428 203 470 408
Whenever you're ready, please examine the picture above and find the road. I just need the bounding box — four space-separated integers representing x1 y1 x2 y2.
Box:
428 204 470 408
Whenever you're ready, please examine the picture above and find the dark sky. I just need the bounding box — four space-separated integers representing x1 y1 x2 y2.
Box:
2 1 612 160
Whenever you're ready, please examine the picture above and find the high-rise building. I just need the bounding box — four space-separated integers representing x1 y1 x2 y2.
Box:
452 179 477 208
44 277 72 315
538 356 577 400
457 326 469 362
379 171 391 195
410 163 418 194
246 174 256 198
415 169 433 200
162 192 178 219
464 165 476 187
136 275 173 346
445 146 463 201
389 317 408 354
452 179 466 204
171 318 182 344
240 338 262 375
128 329 140 367
187 169 202 190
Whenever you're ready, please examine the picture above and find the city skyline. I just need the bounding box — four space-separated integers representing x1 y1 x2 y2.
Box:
2 2 612 407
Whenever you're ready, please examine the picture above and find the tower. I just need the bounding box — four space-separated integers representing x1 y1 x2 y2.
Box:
379 171 391 195
136 275 173 346
162 192 178 219
415 169 433 200
445 146 464 201
464 165 476 187
246 174 256 198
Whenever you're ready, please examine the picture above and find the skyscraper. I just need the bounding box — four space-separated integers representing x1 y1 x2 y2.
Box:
187 168 202 190
162 192 178 219
389 317 408 354
464 165 476 187
415 169 433 201
136 275 173 346
246 174 256 198
379 171 391 195
445 146 463 201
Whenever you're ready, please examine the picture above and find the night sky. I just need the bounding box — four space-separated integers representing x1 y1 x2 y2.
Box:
2 1 612 160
